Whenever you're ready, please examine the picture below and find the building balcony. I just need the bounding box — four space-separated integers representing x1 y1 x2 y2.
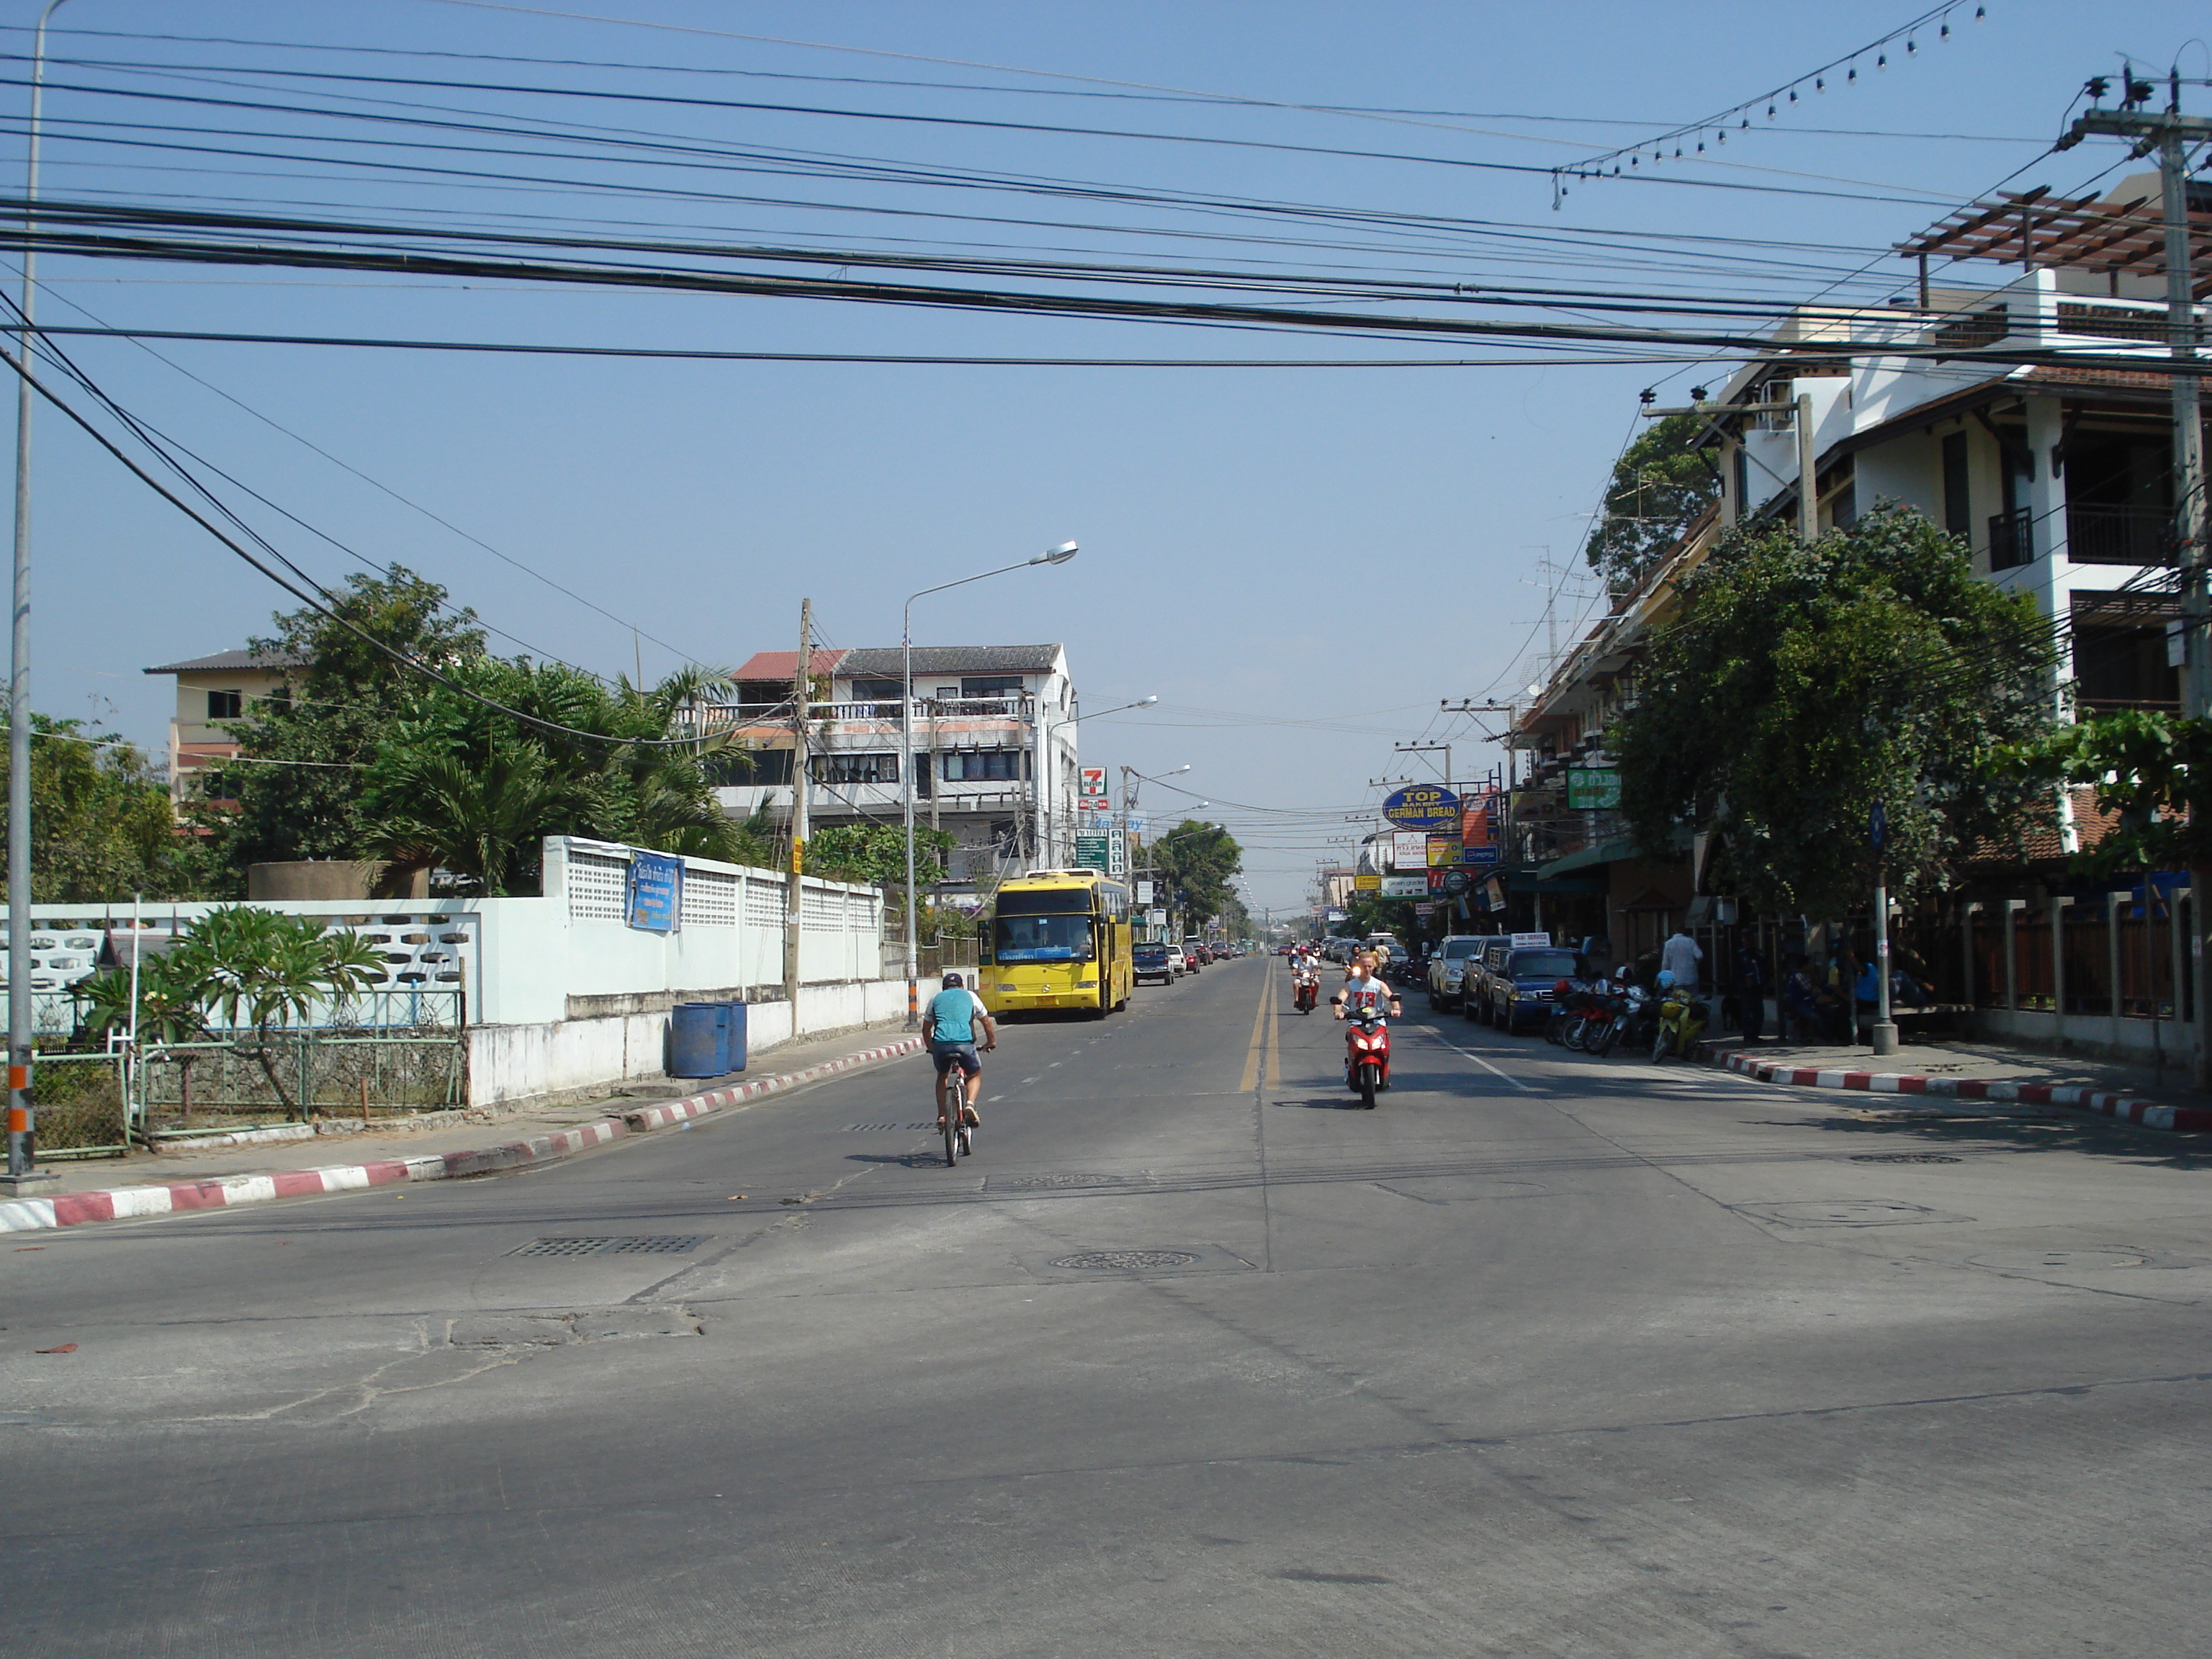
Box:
2067 503 2171 565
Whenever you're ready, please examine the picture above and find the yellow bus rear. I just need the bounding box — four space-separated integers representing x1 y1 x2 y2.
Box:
979 871 1133 1017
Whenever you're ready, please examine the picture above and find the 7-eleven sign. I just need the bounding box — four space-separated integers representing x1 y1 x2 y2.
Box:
1079 766 1107 798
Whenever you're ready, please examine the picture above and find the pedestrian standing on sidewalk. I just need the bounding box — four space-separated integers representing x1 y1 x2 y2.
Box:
1660 925 1704 992
1735 938 1767 1043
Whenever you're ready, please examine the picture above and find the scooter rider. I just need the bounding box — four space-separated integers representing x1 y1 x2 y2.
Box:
1332 957 1402 1022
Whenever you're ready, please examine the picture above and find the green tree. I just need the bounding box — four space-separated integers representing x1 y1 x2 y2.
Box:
216 567 487 871
0 716 215 900
1151 820 1243 927
73 906 382 1120
1612 505 2059 920
1585 411 1721 593
805 820 954 886
1988 709 2212 873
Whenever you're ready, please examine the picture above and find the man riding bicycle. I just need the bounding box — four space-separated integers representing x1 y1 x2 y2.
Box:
925 971 996 1131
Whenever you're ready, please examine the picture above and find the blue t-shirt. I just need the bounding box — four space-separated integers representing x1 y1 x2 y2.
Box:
927 987 985 1044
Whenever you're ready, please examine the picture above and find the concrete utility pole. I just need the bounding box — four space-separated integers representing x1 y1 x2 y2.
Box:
1797 392 1817 543
6 0 71 1192
784 598 811 1009
2058 78 2211 1083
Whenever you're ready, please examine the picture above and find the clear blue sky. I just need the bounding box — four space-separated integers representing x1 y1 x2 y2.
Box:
13 0 2209 911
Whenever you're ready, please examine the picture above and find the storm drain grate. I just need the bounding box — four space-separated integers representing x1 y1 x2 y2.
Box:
510 1236 707 1258
1848 1154 1962 1164
1051 1249 1200 1271
997 1174 1130 1190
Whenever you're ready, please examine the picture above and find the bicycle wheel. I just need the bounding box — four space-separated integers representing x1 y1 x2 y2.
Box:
943 1065 963 1165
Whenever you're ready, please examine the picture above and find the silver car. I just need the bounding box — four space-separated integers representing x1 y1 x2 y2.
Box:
1426 935 1485 1011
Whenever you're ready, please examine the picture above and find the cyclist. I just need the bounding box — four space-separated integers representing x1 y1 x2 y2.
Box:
925 971 996 1133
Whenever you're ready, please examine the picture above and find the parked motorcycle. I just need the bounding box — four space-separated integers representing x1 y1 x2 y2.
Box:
1565 987 1615 1052
1543 978 1583 1046
1650 982 1711 1062
1343 1007 1391 1108
1591 981 1655 1058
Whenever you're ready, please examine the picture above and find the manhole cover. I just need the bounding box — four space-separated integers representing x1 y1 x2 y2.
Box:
999 1174 1128 1190
1850 1153 1963 1164
1050 1249 1201 1271
509 1236 706 1258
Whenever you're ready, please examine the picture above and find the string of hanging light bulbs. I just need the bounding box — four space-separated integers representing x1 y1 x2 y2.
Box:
1550 1 1987 202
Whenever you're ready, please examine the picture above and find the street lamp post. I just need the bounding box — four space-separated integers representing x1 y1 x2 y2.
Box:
6 0 72 1191
902 541 1077 1028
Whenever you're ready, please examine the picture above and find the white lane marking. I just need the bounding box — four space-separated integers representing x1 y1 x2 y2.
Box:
1426 1033 1537 1092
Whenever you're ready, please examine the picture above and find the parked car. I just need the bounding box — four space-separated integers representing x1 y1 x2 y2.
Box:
1182 938 1207 970
1469 943 1586 1030
1165 944 1189 976
1133 941 1174 985
1426 935 1485 1011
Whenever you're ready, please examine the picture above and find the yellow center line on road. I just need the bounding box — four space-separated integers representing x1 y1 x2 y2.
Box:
1265 974 1282 1092
1238 962 1272 1094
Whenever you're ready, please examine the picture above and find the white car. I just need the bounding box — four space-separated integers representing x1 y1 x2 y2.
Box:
1426 935 1485 1011
1165 945 1190 977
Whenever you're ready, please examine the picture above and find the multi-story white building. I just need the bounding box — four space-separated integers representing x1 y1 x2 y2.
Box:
1494 170 2208 1051
711 643 1082 884
143 646 307 805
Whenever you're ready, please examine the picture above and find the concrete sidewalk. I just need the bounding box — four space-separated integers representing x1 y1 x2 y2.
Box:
1708 1033 2212 1134
0 1019 926 1232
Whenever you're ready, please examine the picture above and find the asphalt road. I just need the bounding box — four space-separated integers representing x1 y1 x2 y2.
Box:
6 956 2211 1658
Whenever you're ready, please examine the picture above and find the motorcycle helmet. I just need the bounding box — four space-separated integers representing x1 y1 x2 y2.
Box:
1656 969 1676 990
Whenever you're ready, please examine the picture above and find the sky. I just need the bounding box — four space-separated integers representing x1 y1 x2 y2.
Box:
10 0 2211 914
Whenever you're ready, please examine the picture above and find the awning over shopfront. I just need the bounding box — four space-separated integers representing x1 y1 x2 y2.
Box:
1535 837 1641 879
1482 864 1609 895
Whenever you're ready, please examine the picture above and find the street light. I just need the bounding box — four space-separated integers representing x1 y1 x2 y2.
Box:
902 541 1079 1028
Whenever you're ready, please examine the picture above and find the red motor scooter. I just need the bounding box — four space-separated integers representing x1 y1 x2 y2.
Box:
1292 963 1320 1014
1343 1007 1391 1108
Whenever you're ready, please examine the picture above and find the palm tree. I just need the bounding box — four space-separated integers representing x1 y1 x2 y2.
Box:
367 747 589 896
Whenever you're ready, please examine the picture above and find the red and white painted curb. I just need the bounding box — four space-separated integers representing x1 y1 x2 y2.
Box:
0 1034 925 1236
1717 1048 2212 1134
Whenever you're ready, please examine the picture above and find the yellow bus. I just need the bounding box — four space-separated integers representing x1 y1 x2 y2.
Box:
979 869 1134 1018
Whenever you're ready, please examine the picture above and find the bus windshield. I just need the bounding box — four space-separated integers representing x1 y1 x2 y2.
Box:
995 913 1095 962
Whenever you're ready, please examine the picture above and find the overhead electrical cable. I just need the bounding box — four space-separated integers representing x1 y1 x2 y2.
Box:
0 337 714 749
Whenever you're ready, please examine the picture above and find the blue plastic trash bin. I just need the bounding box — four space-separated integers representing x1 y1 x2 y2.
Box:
668 1002 730 1078
724 1000 747 1074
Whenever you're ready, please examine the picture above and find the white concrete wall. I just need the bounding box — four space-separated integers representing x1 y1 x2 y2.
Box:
464 976 912 1107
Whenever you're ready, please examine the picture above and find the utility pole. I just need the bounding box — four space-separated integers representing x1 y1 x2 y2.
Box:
2058 73 2211 1084
6 1 69 1193
1797 392 1817 544
784 598 811 1010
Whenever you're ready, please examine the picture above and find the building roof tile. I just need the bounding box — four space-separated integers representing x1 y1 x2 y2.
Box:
143 647 307 675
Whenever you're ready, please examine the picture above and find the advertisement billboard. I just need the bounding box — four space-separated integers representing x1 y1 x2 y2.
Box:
1390 830 1428 868
1567 768 1622 810
1079 766 1107 798
1354 872 1381 892
1381 783 1460 832
1380 875 1427 898
1074 834 1111 873
626 851 683 934
1426 835 1462 868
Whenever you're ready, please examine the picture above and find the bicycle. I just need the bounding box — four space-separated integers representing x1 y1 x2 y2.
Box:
938 1052 974 1166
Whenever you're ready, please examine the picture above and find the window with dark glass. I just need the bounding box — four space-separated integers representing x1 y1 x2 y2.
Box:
943 749 1025 781
812 752 899 784
960 675 1026 698
706 747 791 786
1942 431 1971 537
849 678 906 700
206 689 243 720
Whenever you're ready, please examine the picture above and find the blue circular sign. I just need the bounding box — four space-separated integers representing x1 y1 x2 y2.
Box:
1382 785 1461 832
